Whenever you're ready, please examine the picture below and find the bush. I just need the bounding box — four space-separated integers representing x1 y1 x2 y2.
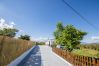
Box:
36 42 45 45
18 35 30 40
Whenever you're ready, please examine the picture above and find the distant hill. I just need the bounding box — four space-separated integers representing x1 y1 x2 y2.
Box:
81 42 99 45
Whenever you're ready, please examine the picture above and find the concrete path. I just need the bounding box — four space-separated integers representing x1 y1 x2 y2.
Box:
17 46 41 66
40 46 72 66
17 45 72 66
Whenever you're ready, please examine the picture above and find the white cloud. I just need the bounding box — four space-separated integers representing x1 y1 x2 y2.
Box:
31 37 48 42
81 36 99 43
0 18 16 29
87 36 99 43
0 18 5 22
10 21 15 25
91 36 99 40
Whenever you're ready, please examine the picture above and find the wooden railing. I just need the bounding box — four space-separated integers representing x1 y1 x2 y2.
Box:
52 48 99 66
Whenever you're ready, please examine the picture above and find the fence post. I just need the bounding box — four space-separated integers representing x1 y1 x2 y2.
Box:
97 59 99 66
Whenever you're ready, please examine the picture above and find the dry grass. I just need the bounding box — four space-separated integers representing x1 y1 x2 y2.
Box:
0 36 35 66
72 48 99 58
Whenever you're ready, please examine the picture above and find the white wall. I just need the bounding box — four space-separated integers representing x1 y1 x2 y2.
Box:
45 39 54 46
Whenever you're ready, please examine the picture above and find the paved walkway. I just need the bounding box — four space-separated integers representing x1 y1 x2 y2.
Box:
18 46 72 66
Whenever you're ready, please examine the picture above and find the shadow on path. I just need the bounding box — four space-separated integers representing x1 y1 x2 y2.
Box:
17 46 42 66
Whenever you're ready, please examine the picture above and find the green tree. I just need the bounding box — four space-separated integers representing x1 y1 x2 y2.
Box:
0 28 18 37
54 22 64 44
19 35 30 40
54 22 87 51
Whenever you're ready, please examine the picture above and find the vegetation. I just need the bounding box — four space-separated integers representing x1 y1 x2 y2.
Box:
0 28 18 37
36 42 45 45
72 48 99 58
18 35 30 40
0 36 34 66
79 43 99 51
54 22 87 51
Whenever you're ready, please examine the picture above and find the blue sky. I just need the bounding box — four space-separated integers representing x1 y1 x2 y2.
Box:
0 0 99 42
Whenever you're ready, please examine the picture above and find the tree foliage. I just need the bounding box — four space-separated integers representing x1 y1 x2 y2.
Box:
0 28 18 37
54 22 87 51
54 22 64 44
19 35 30 40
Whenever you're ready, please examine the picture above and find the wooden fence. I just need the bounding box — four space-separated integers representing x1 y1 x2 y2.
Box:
52 48 99 66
